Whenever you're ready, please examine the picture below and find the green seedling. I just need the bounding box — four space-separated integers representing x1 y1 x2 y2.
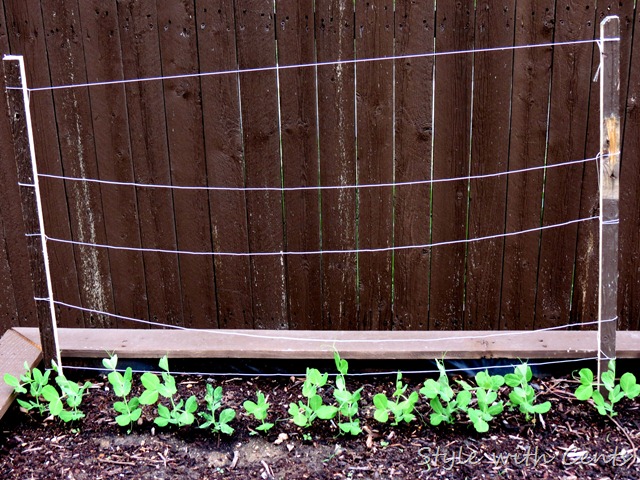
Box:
420 359 471 426
139 355 198 427
373 371 419 425
5 361 91 423
504 363 551 421
243 390 274 434
458 370 505 433
5 362 53 416
574 361 640 417
51 362 92 422
102 355 142 431
332 351 362 435
288 367 338 428
199 384 236 435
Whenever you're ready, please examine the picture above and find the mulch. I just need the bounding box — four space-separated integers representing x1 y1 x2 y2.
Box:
0 371 639 479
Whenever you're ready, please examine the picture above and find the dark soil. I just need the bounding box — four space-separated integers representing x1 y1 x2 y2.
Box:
1 370 639 479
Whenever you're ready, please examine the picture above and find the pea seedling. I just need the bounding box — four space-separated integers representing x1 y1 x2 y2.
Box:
288 367 338 428
243 390 274 434
139 355 198 427
102 354 142 431
458 370 505 433
574 361 640 417
420 359 471 427
199 384 236 435
332 351 363 435
373 372 419 425
504 363 551 421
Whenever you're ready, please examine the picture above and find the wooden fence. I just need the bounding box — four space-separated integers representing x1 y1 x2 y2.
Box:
0 1 639 334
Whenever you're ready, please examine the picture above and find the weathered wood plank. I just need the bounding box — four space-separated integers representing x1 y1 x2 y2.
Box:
14 327 640 360
465 1 515 330
40 0 114 329
354 0 394 330
315 0 357 329
197 1 253 329
157 1 218 329
277 0 322 330
5 0 88 329
234 0 288 329
392 0 434 330
0 329 42 419
534 0 596 330
429 1 475 330
618 2 640 330
78 0 147 329
116 0 183 328
500 0 555 330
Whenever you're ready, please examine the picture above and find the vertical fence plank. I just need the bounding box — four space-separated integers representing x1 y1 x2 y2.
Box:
197 2 253 329
500 0 555 330
429 1 475 330
116 0 183 328
0 5 30 330
465 1 515 330
315 0 357 329
43 1 116 329
535 0 596 330
355 0 394 330
572 3 633 329
78 0 147 328
156 1 218 329
235 0 288 329
7 0 93 328
392 0 434 330
620 4 640 331
277 1 322 329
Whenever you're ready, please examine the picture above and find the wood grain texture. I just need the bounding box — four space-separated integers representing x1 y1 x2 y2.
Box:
78 0 147 328
235 0 288 329
429 1 475 330
0 329 42 419
116 0 183 328
619 5 640 331
500 0 555 330
5 0 89 329
315 0 357 330
157 1 218 329
15 326 640 360
534 0 596 330
465 1 515 330
277 0 322 330
393 0 434 330
197 1 253 329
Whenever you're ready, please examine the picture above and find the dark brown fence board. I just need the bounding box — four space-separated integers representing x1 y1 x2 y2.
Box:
197 2 253 329
235 1 288 329
392 0 435 330
116 0 184 328
500 0 555 330
429 1 475 330
535 1 596 330
0 6 30 330
465 1 515 330
572 2 634 328
78 1 147 328
620 6 640 330
5 0 90 328
156 1 218 329
355 0 394 330
277 1 322 330
42 1 115 329
315 0 357 330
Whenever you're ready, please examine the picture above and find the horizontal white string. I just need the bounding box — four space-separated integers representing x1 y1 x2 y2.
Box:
6 38 614 93
42 216 598 257
37 156 597 193
59 356 600 378
41 297 603 344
